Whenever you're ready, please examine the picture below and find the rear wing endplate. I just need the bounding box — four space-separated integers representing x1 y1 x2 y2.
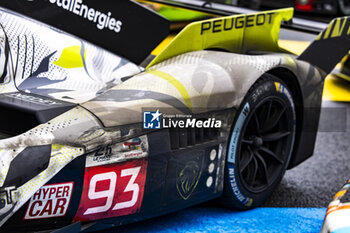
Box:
298 17 350 74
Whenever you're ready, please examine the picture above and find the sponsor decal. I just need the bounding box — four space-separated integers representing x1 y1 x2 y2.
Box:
74 159 148 221
143 110 222 129
48 0 122 33
227 164 252 207
92 146 112 163
86 136 148 167
24 182 73 220
200 12 275 35
5 93 62 106
226 103 253 207
0 186 18 210
227 103 250 163
0 186 18 223
123 137 142 150
274 82 295 108
176 161 202 200
0 186 17 207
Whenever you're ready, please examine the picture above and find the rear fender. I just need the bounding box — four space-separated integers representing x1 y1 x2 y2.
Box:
148 50 324 168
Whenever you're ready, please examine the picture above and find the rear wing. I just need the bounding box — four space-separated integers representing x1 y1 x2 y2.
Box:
148 8 293 67
298 17 350 74
0 0 169 64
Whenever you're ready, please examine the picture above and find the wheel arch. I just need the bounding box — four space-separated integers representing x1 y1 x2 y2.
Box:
265 67 304 169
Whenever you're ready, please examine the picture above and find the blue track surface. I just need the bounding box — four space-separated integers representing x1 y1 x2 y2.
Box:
111 207 326 233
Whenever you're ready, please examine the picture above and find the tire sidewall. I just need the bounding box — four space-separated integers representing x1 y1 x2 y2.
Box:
224 76 296 209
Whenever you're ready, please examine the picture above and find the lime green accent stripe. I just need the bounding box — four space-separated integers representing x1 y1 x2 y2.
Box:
323 20 334 39
53 46 86 69
147 69 192 110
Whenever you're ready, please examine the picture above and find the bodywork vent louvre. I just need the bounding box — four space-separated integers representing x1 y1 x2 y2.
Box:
169 124 219 150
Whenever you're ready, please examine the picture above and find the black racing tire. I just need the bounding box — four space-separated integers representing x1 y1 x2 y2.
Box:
338 0 350 15
220 73 296 209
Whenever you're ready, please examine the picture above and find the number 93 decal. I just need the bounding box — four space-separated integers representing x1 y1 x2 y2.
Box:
74 159 148 221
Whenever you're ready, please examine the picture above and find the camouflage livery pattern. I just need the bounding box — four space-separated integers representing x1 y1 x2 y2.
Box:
0 7 141 103
0 7 144 226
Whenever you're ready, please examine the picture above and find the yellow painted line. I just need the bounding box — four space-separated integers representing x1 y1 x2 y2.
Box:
146 69 192 110
323 75 350 102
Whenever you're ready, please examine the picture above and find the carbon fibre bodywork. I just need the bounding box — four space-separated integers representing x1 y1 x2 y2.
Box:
0 3 328 233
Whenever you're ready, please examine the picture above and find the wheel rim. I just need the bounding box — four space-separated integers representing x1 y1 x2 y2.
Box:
238 96 294 193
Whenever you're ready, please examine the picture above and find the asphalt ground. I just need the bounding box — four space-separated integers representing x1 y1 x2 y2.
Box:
264 100 350 208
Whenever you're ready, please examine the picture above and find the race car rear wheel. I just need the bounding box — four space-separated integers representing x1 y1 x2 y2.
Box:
220 74 296 209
